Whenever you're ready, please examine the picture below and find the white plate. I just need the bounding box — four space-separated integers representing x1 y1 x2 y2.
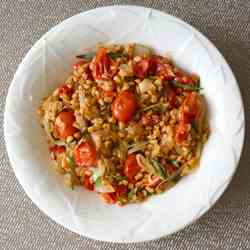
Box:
4 6 245 242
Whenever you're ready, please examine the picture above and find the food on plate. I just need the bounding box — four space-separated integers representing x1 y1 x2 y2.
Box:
37 43 209 205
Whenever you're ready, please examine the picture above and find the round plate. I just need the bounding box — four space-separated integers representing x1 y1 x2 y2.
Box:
4 6 245 242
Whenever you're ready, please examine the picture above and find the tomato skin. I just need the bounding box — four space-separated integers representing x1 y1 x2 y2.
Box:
74 142 97 168
59 84 73 98
133 58 150 78
101 192 117 204
116 185 128 198
180 92 201 124
54 110 78 140
165 86 177 108
141 114 160 126
49 145 66 154
124 154 141 181
83 175 94 191
112 90 137 123
90 48 117 80
175 123 190 144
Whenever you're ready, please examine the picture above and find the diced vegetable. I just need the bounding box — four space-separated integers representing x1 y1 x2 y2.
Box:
151 159 167 179
138 79 155 93
76 51 96 61
133 44 152 57
127 141 148 154
108 51 123 59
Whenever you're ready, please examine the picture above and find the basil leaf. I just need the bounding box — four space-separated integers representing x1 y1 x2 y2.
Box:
171 80 203 92
108 51 123 59
76 52 96 61
94 176 102 187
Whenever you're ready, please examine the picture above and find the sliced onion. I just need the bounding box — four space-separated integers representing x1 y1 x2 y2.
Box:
91 131 102 149
133 44 152 57
136 154 155 174
139 79 155 93
95 183 115 193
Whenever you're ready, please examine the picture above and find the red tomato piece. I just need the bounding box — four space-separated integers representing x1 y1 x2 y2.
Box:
59 84 73 98
74 142 97 168
101 193 117 204
83 175 94 191
180 92 202 124
162 163 177 175
116 185 128 198
141 114 160 126
54 110 78 140
165 86 177 108
124 154 141 181
90 48 117 80
112 90 137 123
175 123 190 144
133 58 150 78
49 145 66 154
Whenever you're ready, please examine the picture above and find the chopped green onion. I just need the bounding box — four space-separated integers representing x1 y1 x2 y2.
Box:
138 103 165 113
171 80 202 92
151 159 167 179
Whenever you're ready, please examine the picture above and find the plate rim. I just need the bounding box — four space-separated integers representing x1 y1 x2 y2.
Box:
4 5 246 243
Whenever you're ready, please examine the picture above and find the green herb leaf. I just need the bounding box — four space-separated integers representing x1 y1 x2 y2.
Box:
170 160 180 168
191 120 198 133
171 80 203 92
94 176 102 188
65 157 80 186
151 159 167 179
76 52 96 61
108 51 123 59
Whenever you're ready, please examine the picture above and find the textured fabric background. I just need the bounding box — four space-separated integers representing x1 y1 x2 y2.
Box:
0 0 249 249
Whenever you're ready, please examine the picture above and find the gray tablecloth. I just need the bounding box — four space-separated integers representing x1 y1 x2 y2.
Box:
1 0 249 249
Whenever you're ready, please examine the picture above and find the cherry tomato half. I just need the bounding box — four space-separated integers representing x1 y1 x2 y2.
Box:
133 58 150 78
124 154 141 181
74 142 97 168
90 48 117 80
112 90 137 123
54 109 78 140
